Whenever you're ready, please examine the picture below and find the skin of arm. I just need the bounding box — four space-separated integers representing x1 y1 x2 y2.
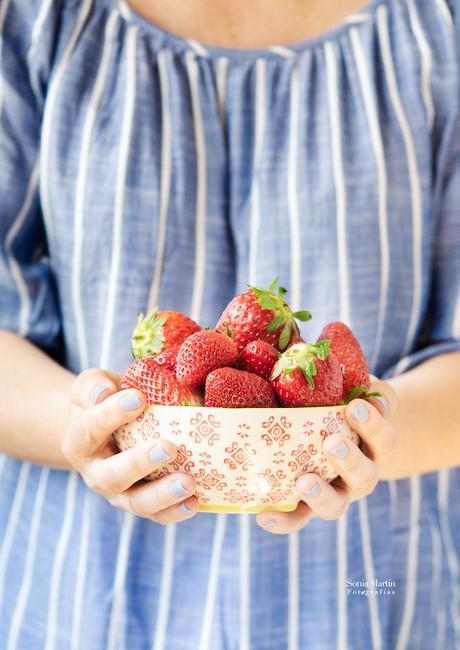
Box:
1 329 459 480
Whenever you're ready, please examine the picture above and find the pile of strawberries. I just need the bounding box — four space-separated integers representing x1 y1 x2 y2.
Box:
121 278 376 408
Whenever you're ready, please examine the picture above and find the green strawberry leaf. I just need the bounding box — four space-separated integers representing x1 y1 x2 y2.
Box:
299 358 316 389
342 386 382 404
278 322 292 350
292 310 312 322
257 295 279 311
268 276 280 293
309 339 331 360
278 286 287 297
267 314 285 333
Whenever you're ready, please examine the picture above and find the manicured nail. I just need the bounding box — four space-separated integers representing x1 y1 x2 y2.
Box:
89 384 110 405
169 479 190 497
260 518 277 529
119 392 142 411
149 445 170 463
330 440 349 459
179 502 193 514
304 481 320 498
374 395 389 415
351 402 369 422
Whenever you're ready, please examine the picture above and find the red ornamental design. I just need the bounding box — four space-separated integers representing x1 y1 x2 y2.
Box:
150 467 170 481
169 444 195 472
235 475 247 489
195 467 227 491
288 443 318 473
322 410 344 435
236 424 250 439
223 488 256 504
189 412 221 446
119 430 136 449
260 416 292 447
198 451 212 467
169 420 182 436
272 450 286 465
302 420 315 436
196 490 210 503
137 412 160 441
224 442 256 470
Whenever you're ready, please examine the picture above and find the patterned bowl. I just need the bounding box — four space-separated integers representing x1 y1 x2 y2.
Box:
114 405 357 514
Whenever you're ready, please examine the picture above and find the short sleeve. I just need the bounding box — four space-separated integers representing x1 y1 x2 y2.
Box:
0 1 62 351
382 0 460 379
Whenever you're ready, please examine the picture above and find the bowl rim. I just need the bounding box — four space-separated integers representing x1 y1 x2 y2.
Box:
139 404 348 413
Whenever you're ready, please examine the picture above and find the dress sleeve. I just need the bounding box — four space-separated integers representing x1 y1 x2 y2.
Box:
0 0 62 352
382 0 460 379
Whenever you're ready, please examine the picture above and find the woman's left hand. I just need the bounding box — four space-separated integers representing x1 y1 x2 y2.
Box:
256 375 398 534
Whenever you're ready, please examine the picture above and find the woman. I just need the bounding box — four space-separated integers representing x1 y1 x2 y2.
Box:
0 0 459 647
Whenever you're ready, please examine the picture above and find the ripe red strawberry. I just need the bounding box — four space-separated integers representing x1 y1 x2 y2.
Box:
131 308 201 360
216 277 311 352
121 358 203 406
176 330 238 388
270 341 343 407
153 344 180 371
317 322 370 400
205 367 275 408
237 340 280 381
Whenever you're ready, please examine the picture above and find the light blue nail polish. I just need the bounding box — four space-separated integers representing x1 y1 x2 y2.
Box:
119 392 142 411
89 384 110 406
330 441 349 459
179 502 193 514
351 402 369 422
169 479 190 497
304 481 320 498
149 445 170 463
261 518 277 529
374 395 389 414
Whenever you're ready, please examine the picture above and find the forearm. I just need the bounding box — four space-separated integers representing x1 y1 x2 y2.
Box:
380 350 460 479
0 331 75 469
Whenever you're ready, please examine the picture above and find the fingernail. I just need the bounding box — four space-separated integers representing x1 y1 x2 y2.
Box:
303 481 320 498
179 502 193 514
260 518 277 529
149 445 170 463
351 402 369 422
169 479 190 497
119 392 142 411
374 395 389 415
89 384 110 406
330 440 349 459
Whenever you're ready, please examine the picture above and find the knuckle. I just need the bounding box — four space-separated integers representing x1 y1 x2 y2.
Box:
323 502 349 521
126 447 147 476
358 473 378 496
84 471 105 495
377 430 397 464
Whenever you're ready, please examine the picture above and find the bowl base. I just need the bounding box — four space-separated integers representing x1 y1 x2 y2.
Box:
198 503 298 514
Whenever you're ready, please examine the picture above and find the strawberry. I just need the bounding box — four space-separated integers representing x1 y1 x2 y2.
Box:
131 308 201 360
205 367 275 408
317 322 370 400
237 340 280 381
153 344 180 371
121 358 203 406
176 330 239 388
216 277 311 352
270 341 343 407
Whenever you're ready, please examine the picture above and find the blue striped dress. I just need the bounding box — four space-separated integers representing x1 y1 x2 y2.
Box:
0 0 459 648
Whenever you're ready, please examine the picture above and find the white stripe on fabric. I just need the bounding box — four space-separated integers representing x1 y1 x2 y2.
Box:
324 41 349 327
0 455 5 478
388 479 397 528
4 163 40 336
453 289 460 338
100 25 137 367
358 499 382 650
407 0 434 129
268 45 295 58
147 50 172 311
350 25 389 377
185 51 207 323
118 0 131 21
248 58 266 287
377 5 423 359
344 13 370 24
395 475 421 650
438 469 460 643
198 514 227 650
0 463 31 612
186 39 209 58
216 57 229 130
288 533 299 650
73 10 117 370
40 0 93 256
0 0 11 116
392 355 412 378
152 523 176 650
27 0 53 104
107 514 135 650
70 489 91 650
434 0 455 30
239 514 250 650
336 516 348 650
429 520 444 650
7 468 50 650
44 472 78 650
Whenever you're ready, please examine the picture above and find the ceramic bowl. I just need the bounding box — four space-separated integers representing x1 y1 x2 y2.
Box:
114 405 357 514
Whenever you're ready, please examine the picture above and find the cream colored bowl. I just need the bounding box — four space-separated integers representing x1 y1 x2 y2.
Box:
114 405 357 514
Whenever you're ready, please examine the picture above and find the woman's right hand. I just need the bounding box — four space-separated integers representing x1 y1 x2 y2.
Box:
61 368 199 523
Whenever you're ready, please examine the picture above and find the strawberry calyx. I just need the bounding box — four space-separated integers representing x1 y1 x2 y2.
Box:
249 277 312 350
270 340 331 388
131 307 169 360
341 386 382 404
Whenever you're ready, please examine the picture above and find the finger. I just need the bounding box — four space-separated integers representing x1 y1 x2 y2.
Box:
86 439 178 497
153 496 200 524
344 399 397 464
256 501 313 534
70 368 122 408
63 388 146 460
321 434 379 498
295 471 350 520
366 376 398 418
108 472 197 519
